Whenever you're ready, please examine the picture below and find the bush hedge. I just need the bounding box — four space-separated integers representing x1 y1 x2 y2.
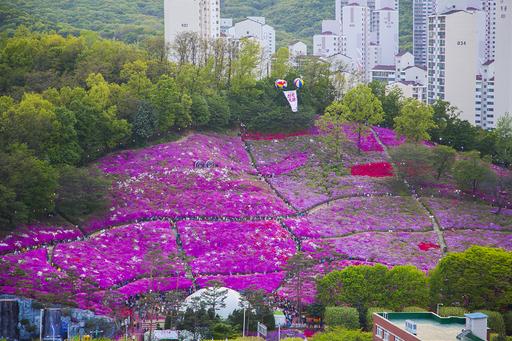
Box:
324 307 360 330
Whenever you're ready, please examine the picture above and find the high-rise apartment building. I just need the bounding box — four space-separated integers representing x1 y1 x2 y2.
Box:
373 7 399 65
427 10 479 123
343 3 371 81
494 0 512 127
164 0 220 47
413 0 438 66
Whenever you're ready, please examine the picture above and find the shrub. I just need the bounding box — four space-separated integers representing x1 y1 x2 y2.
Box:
324 307 360 330
310 327 372 341
439 306 468 317
504 311 512 336
366 308 392 331
402 307 428 312
480 311 506 339
429 246 512 312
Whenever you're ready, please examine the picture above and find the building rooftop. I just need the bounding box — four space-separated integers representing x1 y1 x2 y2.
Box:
373 64 396 71
377 312 485 341
465 313 488 319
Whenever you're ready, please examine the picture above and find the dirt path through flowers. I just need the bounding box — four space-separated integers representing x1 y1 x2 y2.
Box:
370 128 447 255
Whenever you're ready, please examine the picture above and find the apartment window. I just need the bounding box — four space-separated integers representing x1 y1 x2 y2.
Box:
383 331 390 341
376 326 384 338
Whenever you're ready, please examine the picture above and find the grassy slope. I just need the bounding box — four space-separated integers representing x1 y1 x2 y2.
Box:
1 0 412 50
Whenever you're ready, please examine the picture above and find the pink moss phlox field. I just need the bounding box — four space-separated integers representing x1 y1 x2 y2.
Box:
0 249 73 296
444 230 512 252
269 174 394 211
116 277 193 297
85 134 292 232
196 272 286 293
373 126 406 147
284 196 432 238
342 124 384 152
302 231 442 271
0 223 82 254
177 220 296 275
258 152 309 176
53 221 185 288
99 134 254 175
423 197 512 230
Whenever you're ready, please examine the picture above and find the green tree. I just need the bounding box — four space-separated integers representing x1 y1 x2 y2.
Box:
324 307 360 329
317 265 388 314
0 144 58 229
394 98 436 143
284 252 316 322
206 94 231 129
389 143 434 185
431 145 456 180
479 310 506 340
310 328 372 341
55 165 110 224
453 151 493 194
369 80 403 128
150 75 180 131
133 101 157 142
316 102 349 163
231 38 259 92
429 246 512 311
190 94 210 128
385 266 429 311
200 280 229 319
271 47 290 79
494 113 512 167
438 306 468 317
120 59 152 99
341 85 384 152
1 93 57 156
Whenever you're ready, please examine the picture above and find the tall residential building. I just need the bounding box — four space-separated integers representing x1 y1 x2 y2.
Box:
164 0 220 46
372 6 399 65
436 0 497 62
427 10 479 123
343 3 371 81
494 0 512 127
413 0 438 66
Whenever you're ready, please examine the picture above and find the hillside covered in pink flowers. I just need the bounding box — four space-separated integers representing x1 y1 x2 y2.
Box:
1 127 511 314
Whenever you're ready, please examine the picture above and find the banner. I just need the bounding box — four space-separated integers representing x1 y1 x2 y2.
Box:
283 90 299 112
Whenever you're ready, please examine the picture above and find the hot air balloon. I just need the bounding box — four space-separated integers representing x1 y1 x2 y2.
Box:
294 78 304 89
275 79 288 90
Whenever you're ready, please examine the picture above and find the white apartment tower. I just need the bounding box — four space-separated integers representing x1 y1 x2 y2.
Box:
343 3 372 81
373 6 399 65
494 0 512 127
427 10 479 123
413 0 438 66
164 0 220 46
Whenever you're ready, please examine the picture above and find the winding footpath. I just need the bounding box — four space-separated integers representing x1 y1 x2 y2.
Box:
370 128 447 255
